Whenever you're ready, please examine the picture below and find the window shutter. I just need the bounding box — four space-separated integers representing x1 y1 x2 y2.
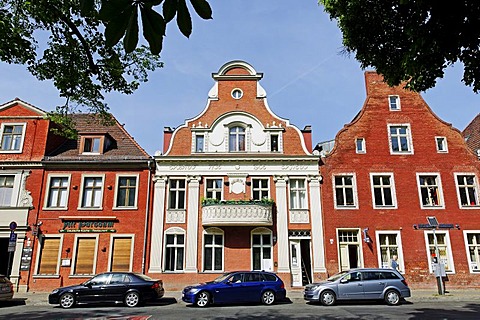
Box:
111 238 132 271
74 238 96 274
38 238 60 274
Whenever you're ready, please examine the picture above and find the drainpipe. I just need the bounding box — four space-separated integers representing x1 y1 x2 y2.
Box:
142 159 153 274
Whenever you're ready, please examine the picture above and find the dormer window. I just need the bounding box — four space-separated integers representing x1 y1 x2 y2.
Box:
389 95 401 111
271 134 279 152
195 135 204 153
229 126 245 152
80 136 104 154
0 123 26 153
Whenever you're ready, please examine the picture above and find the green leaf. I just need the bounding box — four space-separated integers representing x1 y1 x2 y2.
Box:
100 0 133 22
190 0 212 20
141 6 165 54
177 0 192 38
105 6 134 47
80 0 95 17
163 0 178 23
124 8 139 53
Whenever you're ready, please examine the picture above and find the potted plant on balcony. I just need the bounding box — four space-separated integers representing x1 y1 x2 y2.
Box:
201 198 274 207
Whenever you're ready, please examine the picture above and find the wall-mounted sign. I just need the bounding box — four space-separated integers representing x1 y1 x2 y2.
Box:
20 247 33 271
60 220 117 233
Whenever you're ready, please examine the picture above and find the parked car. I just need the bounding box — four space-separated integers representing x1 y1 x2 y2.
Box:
304 268 411 306
182 271 286 307
0 275 14 302
48 272 164 309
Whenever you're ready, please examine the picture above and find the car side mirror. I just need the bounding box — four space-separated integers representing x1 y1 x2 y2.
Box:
85 282 93 288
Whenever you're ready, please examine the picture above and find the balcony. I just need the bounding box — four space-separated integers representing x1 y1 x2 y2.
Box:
201 199 273 226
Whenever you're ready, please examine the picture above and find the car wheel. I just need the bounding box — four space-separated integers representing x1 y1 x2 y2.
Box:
124 291 141 307
384 289 401 306
195 291 210 308
261 290 276 305
320 290 336 306
59 292 75 309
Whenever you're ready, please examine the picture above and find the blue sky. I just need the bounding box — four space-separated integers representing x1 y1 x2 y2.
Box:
0 1 478 155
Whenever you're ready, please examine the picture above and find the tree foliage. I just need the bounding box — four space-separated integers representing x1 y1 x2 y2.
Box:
0 0 212 134
321 0 480 92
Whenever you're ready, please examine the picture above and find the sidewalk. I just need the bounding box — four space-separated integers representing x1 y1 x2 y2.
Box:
10 288 480 307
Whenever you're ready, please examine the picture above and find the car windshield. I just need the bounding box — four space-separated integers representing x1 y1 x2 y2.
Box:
326 271 348 282
213 272 234 283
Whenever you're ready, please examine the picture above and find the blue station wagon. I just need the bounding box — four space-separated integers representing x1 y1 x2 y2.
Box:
304 268 411 306
182 271 286 307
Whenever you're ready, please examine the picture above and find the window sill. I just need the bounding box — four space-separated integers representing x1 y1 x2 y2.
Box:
33 274 60 279
69 275 94 278
77 207 103 211
42 207 69 211
112 207 138 211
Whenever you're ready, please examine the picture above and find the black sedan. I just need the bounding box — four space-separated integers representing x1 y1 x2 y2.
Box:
49 272 164 308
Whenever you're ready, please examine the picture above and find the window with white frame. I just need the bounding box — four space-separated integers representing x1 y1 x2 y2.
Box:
436 137 448 153
0 123 25 152
356 138 366 153
388 95 401 110
417 174 443 208
270 134 279 152
334 174 357 208
110 236 133 271
36 236 61 275
203 229 224 272
115 175 138 208
425 231 454 273
195 134 204 153
388 124 413 154
371 174 396 208
0 175 14 207
164 231 185 271
252 178 269 200
72 237 97 275
252 229 272 271
45 176 69 209
455 174 479 207
169 179 186 209
289 178 307 209
206 178 222 200
80 176 104 208
465 232 480 272
377 232 403 271
229 126 246 152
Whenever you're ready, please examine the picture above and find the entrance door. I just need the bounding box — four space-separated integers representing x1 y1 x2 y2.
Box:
338 230 361 271
290 240 302 286
0 238 10 276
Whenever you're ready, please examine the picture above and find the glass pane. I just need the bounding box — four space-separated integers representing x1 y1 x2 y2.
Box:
177 234 185 245
204 247 212 270
205 235 213 245
176 248 184 270
262 234 271 245
252 234 261 245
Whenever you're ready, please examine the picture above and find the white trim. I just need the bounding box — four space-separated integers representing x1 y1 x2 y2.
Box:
231 88 243 99
415 172 445 209
387 123 414 155
43 174 71 210
375 230 405 273
333 173 358 209
163 227 186 272
34 234 64 276
463 230 480 273
370 172 398 209
355 137 366 154
108 234 135 272
202 227 224 272
251 177 270 200
78 174 105 210
423 230 455 274
336 228 364 271
289 177 309 209
167 178 186 210
435 136 448 153
71 234 99 276
204 177 224 200
388 95 401 111
251 227 273 272
113 173 139 210
453 172 480 209
0 122 26 154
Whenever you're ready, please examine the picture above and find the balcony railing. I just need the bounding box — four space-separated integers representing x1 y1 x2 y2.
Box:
201 200 273 226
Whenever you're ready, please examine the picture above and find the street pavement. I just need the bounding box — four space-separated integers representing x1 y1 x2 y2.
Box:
9 288 480 307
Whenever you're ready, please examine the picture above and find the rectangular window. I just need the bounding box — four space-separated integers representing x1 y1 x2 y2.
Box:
46 176 69 208
37 237 61 275
334 175 357 208
116 176 137 208
417 174 443 208
0 175 14 207
82 137 102 154
388 125 413 154
271 134 279 152
204 234 223 271
426 231 454 273
436 137 448 153
252 233 272 271
73 237 96 275
206 178 222 200
164 234 184 271
378 233 402 271
169 179 186 209
388 95 400 110
195 135 204 153
371 174 396 208
252 178 269 200
0 124 25 152
110 237 132 271
289 179 307 209
465 232 480 272
455 174 479 207
356 138 366 153
81 176 104 208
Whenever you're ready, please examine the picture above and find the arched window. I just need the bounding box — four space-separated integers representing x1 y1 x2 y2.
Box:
229 126 246 152
164 227 185 272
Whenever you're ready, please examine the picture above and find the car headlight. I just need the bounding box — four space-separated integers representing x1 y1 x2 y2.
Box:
188 288 201 294
51 289 60 294
307 285 321 291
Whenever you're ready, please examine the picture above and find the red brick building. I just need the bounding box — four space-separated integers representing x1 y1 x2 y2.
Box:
319 72 480 288
463 113 480 157
148 61 325 289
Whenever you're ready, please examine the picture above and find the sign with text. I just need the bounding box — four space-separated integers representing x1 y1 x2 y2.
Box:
60 220 117 233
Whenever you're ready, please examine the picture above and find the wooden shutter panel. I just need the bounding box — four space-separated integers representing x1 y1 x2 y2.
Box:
38 238 60 274
74 238 96 274
111 237 132 271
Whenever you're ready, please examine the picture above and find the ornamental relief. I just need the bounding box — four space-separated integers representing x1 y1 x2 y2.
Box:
166 210 186 223
289 210 310 223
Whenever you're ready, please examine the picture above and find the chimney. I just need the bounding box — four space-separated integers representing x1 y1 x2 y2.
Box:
163 127 174 154
302 125 312 153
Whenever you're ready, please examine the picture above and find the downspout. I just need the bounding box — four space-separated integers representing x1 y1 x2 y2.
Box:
142 159 153 274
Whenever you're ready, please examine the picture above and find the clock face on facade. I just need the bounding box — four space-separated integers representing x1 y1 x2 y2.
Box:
231 89 243 99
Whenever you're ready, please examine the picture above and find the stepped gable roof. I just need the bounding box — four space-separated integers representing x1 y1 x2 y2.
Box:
45 113 150 161
463 113 480 154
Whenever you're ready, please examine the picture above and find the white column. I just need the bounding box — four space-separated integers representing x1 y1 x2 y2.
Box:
148 176 167 273
274 175 290 273
309 175 326 273
185 176 200 273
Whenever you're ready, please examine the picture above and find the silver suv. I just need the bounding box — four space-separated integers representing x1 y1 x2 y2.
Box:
304 268 411 306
